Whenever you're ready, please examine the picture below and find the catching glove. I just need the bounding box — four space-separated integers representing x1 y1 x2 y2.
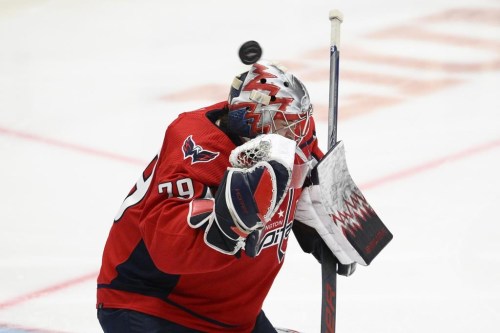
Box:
188 134 296 256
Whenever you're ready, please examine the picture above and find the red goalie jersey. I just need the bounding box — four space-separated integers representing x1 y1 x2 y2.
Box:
97 101 322 332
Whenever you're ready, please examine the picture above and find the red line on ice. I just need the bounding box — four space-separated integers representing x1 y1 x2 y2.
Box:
0 321 70 333
0 126 145 166
0 272 97 310
360 138 500 190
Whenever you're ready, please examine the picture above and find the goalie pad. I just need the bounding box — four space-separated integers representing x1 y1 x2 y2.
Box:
187 134 295 255
295 141 393 266
227 133 296 226
188 158 293 255
221 160 290 230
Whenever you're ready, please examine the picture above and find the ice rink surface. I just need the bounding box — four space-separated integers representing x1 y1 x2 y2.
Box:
1 0 499 332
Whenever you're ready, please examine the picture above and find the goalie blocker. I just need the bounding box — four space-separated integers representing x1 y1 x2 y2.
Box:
295 141 392 266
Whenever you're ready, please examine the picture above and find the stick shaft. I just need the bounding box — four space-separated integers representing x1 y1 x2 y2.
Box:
321 248 338 333
321 10 344 333
328 48 340 149
327 10 343 149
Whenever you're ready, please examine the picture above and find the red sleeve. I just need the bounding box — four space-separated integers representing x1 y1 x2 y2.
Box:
138 110 240 275
140 186 237 275
300 115 324 161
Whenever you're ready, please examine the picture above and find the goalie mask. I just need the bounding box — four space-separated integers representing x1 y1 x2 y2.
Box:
228 60 312 144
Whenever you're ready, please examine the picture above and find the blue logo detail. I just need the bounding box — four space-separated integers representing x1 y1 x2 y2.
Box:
182 135 220 164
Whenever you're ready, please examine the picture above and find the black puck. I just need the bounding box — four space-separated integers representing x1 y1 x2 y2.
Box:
238 40 262 65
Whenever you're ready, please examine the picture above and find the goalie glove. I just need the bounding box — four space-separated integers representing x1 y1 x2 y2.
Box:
188 134 296 256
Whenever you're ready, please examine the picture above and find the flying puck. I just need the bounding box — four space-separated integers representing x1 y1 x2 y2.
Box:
238 40 262 65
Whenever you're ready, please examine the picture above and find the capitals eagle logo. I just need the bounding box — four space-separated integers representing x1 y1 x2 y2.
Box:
182 135 219 164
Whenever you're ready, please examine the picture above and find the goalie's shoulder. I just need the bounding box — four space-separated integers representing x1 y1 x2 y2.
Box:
175 101 228 123
163 101 226 141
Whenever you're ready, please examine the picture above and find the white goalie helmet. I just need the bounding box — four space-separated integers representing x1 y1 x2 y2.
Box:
227 60 313 144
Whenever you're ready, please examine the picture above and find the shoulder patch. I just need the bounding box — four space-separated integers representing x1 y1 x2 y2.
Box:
182 135 220 164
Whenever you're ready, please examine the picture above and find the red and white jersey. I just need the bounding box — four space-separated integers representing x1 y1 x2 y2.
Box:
97 101 322 332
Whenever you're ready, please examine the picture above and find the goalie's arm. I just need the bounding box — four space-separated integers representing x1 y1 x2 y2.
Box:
189 159 291 256
189 134 296 256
